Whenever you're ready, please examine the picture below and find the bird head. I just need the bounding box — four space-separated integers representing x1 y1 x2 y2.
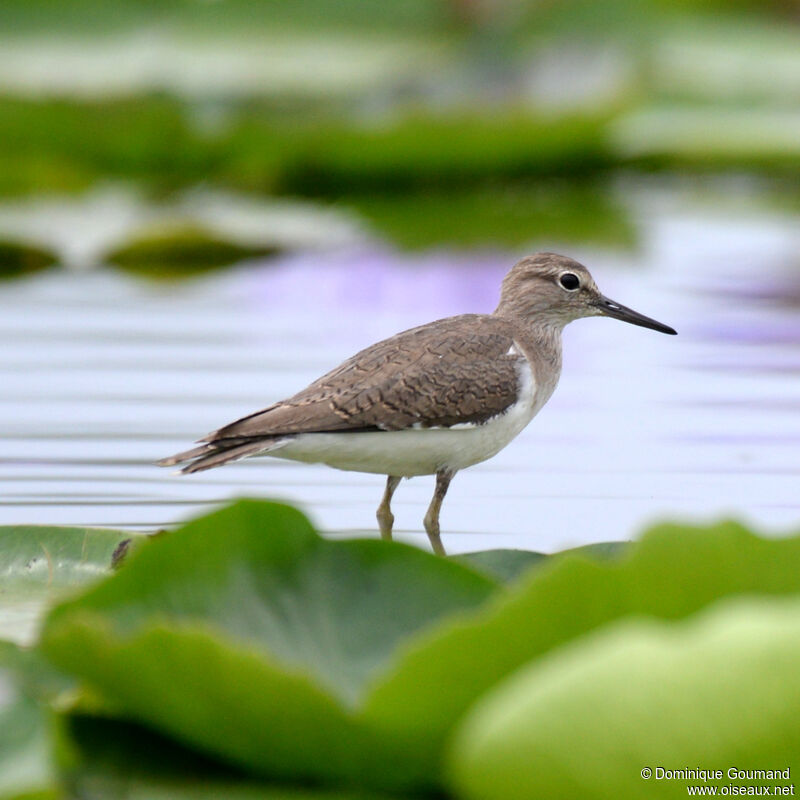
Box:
496 252 677 335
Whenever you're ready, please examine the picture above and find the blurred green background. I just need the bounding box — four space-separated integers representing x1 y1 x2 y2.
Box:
1 0 799 271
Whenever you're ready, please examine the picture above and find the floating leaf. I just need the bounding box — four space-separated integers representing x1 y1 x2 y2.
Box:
448 597 800 800
0 641 72 704
279 114 611 195
0 654 56 800
0 525 131 645
57 713 392 800
0 240 57 279
612 107 800 168
362 521 800 781
454 550 548 583
106 225 282 278
41 500 496 791
38 511 800 794
344 183 635 249
456 541 627 583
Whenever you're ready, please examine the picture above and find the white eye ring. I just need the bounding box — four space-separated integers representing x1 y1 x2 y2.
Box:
559 272 580 291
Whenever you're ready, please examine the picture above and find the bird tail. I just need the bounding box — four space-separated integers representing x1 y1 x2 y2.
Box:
157 444 210 467
156 437 285 474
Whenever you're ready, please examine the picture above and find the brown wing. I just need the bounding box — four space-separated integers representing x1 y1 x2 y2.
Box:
210 314 522 440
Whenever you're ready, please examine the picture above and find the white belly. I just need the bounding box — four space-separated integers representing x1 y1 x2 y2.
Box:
264 356 544 476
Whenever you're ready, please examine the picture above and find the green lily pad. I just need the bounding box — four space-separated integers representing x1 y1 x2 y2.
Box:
455 550 548 583
58 713 393 800
344 184 635 249
0 240 57 279
0 641 72 704
106 225 282 279
457 541 628 583
0 525 131 645
362 520 800 781
613 107 800 168
448 597 800 800
278 114 611 195
0 654 57 800
36 510 800 794
40 500 497 791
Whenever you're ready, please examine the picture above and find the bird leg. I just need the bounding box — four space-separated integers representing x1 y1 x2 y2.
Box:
423 469 455 556
377 475 401 541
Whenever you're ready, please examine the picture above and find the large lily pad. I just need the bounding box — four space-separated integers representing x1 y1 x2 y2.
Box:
0 687 54 800
449 597 800 799
361 521 800 780
0 651 56 800
35 510 800 794
0 641 72 705
344 183 635 249
0 525 131 645
40 500 496 791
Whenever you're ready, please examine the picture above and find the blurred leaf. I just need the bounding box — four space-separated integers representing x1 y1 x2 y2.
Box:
0 241 57 278
0 662 56 800
58 713 393 800
40 500 496 791
0 641 72 704
32 512 800 794
0 96 208 196
612 107 800 168
362 520 800 780
0 97 612 198
0 525 130 645
343 183 635 248
449 597 800 799
456 540 627 583
0 0 790 40
454 550 548 583
277 115 612 195
651 28 800 104
106 225 282 278
0 526 128 592
0 0 453 38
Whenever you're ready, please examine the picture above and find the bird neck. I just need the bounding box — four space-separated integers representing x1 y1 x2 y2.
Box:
495 310 564 400
520 320 563 379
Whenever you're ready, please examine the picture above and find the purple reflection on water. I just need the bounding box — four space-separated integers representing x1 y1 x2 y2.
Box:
690 270 800 310
693 321 800 348
680 258 800 349
239 247 510 316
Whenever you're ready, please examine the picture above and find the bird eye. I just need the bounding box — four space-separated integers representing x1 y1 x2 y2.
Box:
559 273 580 291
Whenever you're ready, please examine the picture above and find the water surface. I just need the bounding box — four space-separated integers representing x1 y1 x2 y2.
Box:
2 189 799 554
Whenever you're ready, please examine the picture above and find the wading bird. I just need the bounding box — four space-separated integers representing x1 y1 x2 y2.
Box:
159 252 676 554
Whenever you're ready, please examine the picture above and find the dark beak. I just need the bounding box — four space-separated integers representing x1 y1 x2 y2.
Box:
595 295 677 335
